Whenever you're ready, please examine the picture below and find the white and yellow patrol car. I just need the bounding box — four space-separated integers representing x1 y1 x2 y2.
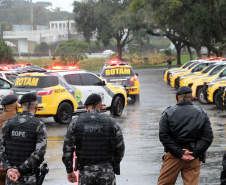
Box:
11 70 127 124
100 62 140 103
0 77 13 110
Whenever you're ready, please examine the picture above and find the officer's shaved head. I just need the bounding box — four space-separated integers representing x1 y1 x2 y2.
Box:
177 93 192 102
2 101 18 112
22 101 37 111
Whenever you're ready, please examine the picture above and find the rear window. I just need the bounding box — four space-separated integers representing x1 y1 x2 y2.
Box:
101 67 134 77
13 76 59 88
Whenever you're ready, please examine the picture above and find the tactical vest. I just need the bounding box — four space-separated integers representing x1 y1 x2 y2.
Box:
4 113 39 167
75 112 115 164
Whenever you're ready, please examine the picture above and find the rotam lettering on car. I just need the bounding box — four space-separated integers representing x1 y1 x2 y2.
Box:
105 68 131 76
14 77 39 86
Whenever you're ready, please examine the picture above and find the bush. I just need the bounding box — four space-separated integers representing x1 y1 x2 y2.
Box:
164 48 172 56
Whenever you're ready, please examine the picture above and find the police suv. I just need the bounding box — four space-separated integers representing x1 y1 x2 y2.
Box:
0 77 13 110
100 60 140 103
11 70 127 124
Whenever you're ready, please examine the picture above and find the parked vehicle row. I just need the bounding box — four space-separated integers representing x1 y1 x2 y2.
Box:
0 59 140 124
163 57 226 110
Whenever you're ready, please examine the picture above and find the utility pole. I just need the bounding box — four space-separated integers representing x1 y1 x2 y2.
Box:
67 17 70 40
30 0 33 30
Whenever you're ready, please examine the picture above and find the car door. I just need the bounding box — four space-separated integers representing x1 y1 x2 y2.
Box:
80 73 110 107
63 73 87 108
0 78 12 109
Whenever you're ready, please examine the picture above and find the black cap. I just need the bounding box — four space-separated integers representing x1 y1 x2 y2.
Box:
84 93 102 106
19 93 37 104
1 95 17 105
176 86 192 96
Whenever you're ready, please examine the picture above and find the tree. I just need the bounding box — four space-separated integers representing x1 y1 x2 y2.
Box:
52 39 90 65
0 39 15 64
34 42 49 55
131 0 226 64
74 0 143 60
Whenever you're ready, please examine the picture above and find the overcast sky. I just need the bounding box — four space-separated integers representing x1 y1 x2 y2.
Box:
32 0 75 12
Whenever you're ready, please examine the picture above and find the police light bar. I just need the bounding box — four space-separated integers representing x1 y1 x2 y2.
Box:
51 66 79 70
105 59 130 66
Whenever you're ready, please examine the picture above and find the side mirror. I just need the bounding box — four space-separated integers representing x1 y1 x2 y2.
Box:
135 73 139 76
97 74 100 77
102 81 106 86
219 73 223 78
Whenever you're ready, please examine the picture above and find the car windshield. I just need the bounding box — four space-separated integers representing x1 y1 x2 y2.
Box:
13 76 59 88
101 67 135 77
209 65 226 75
182 62 193 69
188 63 198 69
202 65 216 74
6 74 17 83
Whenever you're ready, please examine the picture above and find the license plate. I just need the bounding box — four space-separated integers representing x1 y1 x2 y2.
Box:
116 81 122 85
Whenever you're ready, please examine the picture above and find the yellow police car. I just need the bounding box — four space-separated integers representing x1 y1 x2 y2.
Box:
11 70 127 124
163 61 195 84
191 64 226 104
207 68 226 109
0 77 13 110
100 61 140 103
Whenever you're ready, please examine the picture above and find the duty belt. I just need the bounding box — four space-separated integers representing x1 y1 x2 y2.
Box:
83 159 112 166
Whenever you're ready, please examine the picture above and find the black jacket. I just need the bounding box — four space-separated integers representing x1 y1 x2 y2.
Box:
159 100 213 159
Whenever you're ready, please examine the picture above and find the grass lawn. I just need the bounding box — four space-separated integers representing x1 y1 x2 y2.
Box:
15 54 196 71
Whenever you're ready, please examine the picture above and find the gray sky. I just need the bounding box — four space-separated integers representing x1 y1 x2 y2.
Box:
32 0 75 12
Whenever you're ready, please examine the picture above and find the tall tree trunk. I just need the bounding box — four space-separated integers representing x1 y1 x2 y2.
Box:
117 42 122 60
207 48 211 58
187 46 193 60
196 47 201 57
176 48 181 66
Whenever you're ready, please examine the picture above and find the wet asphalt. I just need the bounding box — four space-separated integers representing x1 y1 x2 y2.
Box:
42 67 226 185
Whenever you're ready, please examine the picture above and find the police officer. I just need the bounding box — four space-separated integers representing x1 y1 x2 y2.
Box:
221 152 226 184
0 95 18 185
0 93 47 185
167 57 172 69
62 93 125 185
158 86 213 185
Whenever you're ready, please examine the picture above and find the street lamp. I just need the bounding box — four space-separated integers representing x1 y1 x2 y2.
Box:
30 0 33 29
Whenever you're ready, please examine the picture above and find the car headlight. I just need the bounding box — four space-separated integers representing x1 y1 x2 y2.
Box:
209 82 215 87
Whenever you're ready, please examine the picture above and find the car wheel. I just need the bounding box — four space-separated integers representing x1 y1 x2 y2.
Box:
214 92 224 110
167 73 170 85
111 96 124 117
197 88 209 104
175 79 179 90
54 102 73 124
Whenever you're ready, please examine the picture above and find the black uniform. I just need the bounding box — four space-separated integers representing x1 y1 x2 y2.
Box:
0 93 47 185
62 108 125 185
220 152 226 185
